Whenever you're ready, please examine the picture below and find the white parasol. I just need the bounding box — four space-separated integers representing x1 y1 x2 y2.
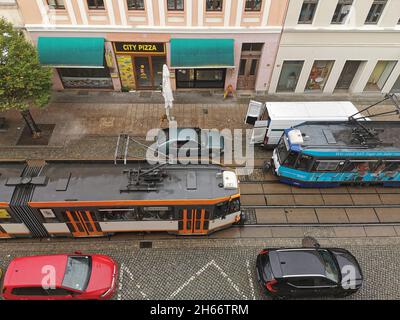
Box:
162 64 174 122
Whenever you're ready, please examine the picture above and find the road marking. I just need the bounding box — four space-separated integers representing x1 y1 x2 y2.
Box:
117 263 125 300
120 264 150 300
246 260 256 300
169 260 248 300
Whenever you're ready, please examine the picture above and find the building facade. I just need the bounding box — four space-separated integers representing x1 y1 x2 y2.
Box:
269 0 400 95
0 0 24 29
16 0 289 93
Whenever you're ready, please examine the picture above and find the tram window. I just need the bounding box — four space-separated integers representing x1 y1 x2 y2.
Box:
296 155 314 171
228 198 240 213
0 208 17 223
313 161 344 172
99 208 139 221
343 161 375 172
142 207 174 220
277 138 289 164
284 152 298 168
382 162 400 173
215 201 229 218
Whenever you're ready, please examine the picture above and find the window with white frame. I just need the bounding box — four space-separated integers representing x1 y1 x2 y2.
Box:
47 0 65 9
206 0 223 11
331 0 353 24
245 0 262 12
87 0 105 10
167 0 184 11
127 0 145 10
298 0 318 24
365 0 387 24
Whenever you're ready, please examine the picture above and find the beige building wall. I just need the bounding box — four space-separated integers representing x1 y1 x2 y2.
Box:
0 0 24 28
269 0 400 94
16 0 289 28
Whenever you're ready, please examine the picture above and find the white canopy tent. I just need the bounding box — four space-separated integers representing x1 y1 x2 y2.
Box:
162 64 174 122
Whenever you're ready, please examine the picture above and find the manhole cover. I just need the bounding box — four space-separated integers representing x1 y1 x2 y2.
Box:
302 236 320 248
140 241 153 249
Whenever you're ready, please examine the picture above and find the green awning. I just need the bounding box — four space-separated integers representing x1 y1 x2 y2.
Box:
38 37 105 68
170 39 234 69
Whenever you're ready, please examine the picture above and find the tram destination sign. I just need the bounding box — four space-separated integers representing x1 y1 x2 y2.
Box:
114 42 166 55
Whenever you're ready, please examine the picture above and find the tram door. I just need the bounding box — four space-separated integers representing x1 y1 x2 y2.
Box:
179 208 209 234
0 225 10 238
64 210 104 237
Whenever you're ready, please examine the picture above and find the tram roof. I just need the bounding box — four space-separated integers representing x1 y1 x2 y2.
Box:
289 121 400 156
0 162 239 205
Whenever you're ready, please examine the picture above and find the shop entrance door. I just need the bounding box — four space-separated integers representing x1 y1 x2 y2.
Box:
335 61 361 90
392 75 400 93
237 58 259 90
134 56 153 89
179 208 210 235
65 210 103 237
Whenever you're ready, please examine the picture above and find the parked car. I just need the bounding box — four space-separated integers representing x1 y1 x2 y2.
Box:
154 127 224 159
1 253 117 300
256 248 363 299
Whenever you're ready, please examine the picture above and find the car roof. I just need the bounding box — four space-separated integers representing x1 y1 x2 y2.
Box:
270 249 329 278
3 255 69 288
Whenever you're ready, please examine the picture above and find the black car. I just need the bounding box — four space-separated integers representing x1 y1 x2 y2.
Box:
256 248 363 299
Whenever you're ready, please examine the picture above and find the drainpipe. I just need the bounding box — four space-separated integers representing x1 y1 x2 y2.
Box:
266 0 291 95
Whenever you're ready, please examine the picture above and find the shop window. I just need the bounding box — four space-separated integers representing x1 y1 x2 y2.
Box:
47 0 65 9
58 66 113 89
87 0 105 10
298 0 318 24
176 69 226 89
306 60 334 92
167 0 184 11
331 0 353 24
245 0 262 12
365 0 387 24
206 0 223 11
364 60 397 92
277 61 304 92
127 0 145 10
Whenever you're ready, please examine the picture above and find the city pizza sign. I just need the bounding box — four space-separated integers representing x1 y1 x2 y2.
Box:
114 42 165 55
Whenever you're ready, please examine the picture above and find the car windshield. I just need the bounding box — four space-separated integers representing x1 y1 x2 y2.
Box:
318 250 340 283
62 256 92 291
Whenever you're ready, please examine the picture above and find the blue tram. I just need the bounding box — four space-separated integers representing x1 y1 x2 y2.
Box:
271 121 400 188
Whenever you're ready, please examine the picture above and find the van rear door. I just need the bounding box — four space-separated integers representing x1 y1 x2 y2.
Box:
250 120 269 144
244 100 264 125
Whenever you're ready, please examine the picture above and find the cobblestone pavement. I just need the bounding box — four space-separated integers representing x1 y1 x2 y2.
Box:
0 237 399 300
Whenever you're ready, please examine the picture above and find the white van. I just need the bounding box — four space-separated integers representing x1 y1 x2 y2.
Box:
245 100 365 148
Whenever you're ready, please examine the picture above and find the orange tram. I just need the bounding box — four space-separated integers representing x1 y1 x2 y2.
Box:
0 161 241 239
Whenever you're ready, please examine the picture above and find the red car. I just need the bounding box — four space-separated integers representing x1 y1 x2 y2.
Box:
1 253 118 300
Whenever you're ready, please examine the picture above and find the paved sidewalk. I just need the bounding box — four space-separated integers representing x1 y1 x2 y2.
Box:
0 91 398 161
